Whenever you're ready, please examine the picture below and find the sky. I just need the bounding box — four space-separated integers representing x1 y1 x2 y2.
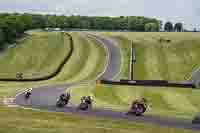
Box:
0 0 199 30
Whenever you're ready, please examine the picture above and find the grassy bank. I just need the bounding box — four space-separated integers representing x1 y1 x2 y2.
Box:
0 32 107 99
67 32 200 120
104 32 200 82
1 32 200 133
52 33 106 82
0 106 196 133
0 31 71 79
69 84 200 120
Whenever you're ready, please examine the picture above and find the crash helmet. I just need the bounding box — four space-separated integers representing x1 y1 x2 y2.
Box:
88 96 93 101
60 93 65 97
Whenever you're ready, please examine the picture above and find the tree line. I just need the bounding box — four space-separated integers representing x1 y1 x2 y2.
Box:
0 13 161 47
0 13 186 48
164 21 184 32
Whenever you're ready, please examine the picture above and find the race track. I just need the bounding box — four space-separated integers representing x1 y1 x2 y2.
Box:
15 33 121 107
15 33 200 131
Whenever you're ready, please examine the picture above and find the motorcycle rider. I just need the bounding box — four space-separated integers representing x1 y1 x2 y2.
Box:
79 96 93 110
86 96 93 104
59 92 71 102
56 92 71 107
81 96 87 103
131 97 147 110
81 96 93 104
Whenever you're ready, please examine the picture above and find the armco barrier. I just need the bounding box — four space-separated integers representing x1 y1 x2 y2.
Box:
0 33 74 81
100 80 195 88
120 79 169 84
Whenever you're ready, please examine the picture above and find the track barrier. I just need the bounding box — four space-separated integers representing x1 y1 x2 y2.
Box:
100 79 195 88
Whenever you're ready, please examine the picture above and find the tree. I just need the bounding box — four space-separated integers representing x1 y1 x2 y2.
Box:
55 16 66 28
174 23 183 32
135 17 145 31
31 14 46 28
128 17 137 31
193 28 197 32
0 28 5 44
21 14 33 30
46 15 57 28
164 22 173 32
145 23 159 32
0 13 162 47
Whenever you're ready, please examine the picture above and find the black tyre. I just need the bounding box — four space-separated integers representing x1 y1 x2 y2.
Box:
64 99 70 105
56 100 65 108
78 103 88 110
126 111 134 115
192 114 200 124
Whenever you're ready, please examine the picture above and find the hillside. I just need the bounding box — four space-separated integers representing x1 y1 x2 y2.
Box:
0 31 72 79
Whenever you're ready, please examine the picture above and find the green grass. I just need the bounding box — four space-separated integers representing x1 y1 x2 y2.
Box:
1 32 200 133
0 31 71 79
0 31 106 83
69 84 200 120
67 32 200 120
0 32 107 99
0 106 197 133
104 32 200 82
46 32 107 83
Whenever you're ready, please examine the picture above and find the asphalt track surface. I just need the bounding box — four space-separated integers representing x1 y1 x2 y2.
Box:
15 34 200 131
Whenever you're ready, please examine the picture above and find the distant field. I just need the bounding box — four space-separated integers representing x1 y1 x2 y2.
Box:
0 31 71 79
105 32 200 82
0 106 197 133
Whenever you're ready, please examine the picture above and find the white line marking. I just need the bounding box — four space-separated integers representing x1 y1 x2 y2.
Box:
3 97 19 107
104 35 123 80
85 35 109 80
86 34 110 80
96 33 123 80
15 89 28 98
20 106 42 111
88 33 122 80
7 105 19 107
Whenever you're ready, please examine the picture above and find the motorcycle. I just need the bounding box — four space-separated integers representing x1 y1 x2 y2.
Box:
127 98 148 116
77 96 93 111
127 103 147 116
56 93 70 108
